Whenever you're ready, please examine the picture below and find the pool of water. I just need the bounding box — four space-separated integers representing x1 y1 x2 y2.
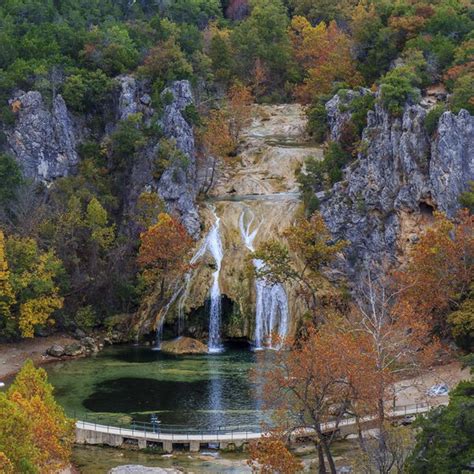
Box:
46 343 271 430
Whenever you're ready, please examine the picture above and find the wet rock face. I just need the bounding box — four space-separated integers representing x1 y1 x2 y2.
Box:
157 81 200 238
6 91 79 182
321 97 474 273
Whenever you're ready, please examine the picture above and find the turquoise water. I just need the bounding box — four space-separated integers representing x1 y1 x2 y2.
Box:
46 343 270 430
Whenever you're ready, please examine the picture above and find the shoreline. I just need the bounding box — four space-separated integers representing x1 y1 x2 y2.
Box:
0 333 88 381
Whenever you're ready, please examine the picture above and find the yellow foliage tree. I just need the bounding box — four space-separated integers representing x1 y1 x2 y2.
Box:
0 230 15 322
290 16 362 103
0 360 75 472
5 235 64 338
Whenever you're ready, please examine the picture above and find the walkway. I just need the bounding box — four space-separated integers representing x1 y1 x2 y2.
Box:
75 401 443 453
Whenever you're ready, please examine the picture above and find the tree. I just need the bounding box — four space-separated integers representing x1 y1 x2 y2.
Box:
290 17 361 103
227 82 253 144
380 65 421 116
459 181 474 213
231 0 292 96
2 234 64 338
406 373 474 474
257 321 375 474
0 154 23 205
138 37 193 84
253 212 347 314
450 73 474 114
200 109 234 193
248 432 303 473
0 230 15 324
138 213 193 297
0 360 74 472
396 211 474 337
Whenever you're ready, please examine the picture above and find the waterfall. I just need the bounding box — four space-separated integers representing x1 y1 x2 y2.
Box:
191 208 224 353
153 281 185 350
206 211 224 353
239 209 289 350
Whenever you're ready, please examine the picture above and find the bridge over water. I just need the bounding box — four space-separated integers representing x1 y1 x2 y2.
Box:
75 401 441 453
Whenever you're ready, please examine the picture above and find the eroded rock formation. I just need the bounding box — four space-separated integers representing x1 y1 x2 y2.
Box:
321 92 474 273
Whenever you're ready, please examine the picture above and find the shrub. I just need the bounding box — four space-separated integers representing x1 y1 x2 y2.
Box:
380 66 421 116
0 154 23 204
306 101 328 143
451 74 474 114
424 104 446 135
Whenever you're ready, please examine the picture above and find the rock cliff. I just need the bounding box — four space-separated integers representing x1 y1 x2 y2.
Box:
321 93 474 273
6 91 79 182
121 79 200 238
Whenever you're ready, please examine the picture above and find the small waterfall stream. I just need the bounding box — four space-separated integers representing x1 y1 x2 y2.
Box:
239 209 289 349
190 208 224 353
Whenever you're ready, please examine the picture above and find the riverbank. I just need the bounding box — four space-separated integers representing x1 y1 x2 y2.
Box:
0 334 78 380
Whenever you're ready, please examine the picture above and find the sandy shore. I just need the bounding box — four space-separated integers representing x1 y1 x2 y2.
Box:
0 334 77 381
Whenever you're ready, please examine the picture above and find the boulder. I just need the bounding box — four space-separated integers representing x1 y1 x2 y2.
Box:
81 336 98 352
47 344 65 357
64 342 84 357
160 337 208 355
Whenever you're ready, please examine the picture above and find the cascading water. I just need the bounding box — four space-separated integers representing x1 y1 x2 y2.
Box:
190 208 224 353
206 211 224 353
239 209 289 350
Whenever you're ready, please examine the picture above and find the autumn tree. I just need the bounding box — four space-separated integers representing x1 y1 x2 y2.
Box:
227 82 253 144
248 431 303 473
1 233 64 339
0 230 15 324
199 109 234 193
138 213 193 297
253 212 347 315
290 17 361 103
0 360 74 472
396 211 473 340
257 321 375 474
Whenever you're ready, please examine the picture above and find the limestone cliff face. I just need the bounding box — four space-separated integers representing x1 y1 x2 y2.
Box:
157 81 200 238
321 93 474 272
4 77 201 240
121 78 200 238
6 91 79 182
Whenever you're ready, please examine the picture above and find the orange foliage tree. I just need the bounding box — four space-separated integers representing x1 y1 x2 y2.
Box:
289 16 361 103
138 213 193 297
258 321 376 474
248 431 303 473
227 82 253 144
396 210 474 337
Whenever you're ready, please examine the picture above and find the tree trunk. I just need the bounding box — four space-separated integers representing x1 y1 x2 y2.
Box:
320 437 337 474
317 444 327 474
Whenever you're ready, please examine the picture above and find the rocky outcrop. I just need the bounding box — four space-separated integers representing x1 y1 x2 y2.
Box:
430 109 474 216
160 336 208 354
6 91 79 182
325 88 372 142
124 79 200 238
321 97 474 273
157 81 200 238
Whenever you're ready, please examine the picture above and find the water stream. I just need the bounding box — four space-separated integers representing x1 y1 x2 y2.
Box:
239 209 289 350
190 208 224 353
